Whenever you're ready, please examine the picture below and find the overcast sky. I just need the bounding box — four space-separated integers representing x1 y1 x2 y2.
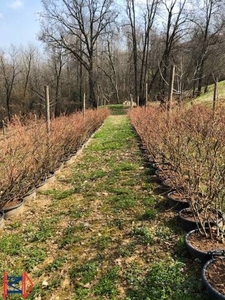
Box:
0 0 43 49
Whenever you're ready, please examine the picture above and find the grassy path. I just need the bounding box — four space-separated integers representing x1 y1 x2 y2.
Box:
0 115 208 300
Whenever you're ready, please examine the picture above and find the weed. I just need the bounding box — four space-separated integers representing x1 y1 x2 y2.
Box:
7 221 21 230
23 247 46 272
117 243 135 257
130 226 153 245
86 170 108 180
125 259 208 300
115 161 139 171
57 225 82 249
29 283 48 298
154 226 174 240
0 234 23 255
29 219 54 242
62 205 84 220
94 266 119 296
109 193 136 211
139 208 157 220
111 219 125 230
41 189 75 200
46 256 67 272
70 260 98 285
73 287 89 299
174 234 187 256
124 263 143 286
92 234 112 251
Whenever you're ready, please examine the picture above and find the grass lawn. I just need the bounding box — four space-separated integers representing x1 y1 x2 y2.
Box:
0 115 208 300
191 80 225 107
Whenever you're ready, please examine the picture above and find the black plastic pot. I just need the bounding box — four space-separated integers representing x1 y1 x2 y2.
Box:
185 229 225 264
178 208 199 232
3 198 24 218
178 208 222 232
46 172 56 184
23 188 36 203
185 229 212 263
0 211 4 228
167 191 189 212
202 258 225 300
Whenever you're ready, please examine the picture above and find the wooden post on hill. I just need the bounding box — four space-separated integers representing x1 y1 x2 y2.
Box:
213 78 218 112
130 94 133 109
145 82 148 109
137 95 139 107
44 85 50 134
168 65 175 117
2 120 6 137
83 92 86 118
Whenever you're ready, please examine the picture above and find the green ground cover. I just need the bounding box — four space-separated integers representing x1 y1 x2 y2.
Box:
0 114 208 299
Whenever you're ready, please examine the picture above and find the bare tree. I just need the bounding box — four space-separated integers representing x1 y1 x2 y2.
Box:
20 45 36 114
126 0 159 105
40 0 117 108
139 0 159 105
48 47 66 116
126 0 138 103
191 0 225 96
149 0 188 94
98 38 120 103
0 47 21 120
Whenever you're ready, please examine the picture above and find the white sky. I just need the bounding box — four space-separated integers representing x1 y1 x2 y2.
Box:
0 0 43 49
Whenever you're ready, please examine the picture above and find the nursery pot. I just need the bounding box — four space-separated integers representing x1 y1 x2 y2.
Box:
0 211 4 228
202 256 225 300
55 162 65 175
167 191 189 212
23 188 36 203
185 229 225 264
178 208 222 232
3 198 24 218
64 156 75 166
36 172 55 192
179 208 199 232
46 172 56 184
154 169 166 183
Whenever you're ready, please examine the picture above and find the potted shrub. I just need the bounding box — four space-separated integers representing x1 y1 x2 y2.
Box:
183 106 225 261
202 255 225 299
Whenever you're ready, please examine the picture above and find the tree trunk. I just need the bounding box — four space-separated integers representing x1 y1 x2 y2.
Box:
89 61 97 108
6 96 11 122
55 75 61 117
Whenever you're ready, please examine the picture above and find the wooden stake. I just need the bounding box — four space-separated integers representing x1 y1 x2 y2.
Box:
130 94 133 109
2 120 6 136
83 92 86 118
145 82 148 108
137 95 139 107
44 85 50 134
168 65 175 115
213 78 218 111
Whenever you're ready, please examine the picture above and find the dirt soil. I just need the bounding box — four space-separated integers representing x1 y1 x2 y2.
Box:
188 230 225 252
205 258 225 295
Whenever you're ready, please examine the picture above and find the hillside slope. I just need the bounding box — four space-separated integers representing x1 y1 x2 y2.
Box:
193 80 225 106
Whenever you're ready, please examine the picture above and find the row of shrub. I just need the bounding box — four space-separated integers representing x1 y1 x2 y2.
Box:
129 105 225 237
0 108 110 208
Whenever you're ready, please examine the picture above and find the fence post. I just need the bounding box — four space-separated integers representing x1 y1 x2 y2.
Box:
145 82 148 109
2 120 6 137
44 85 50 134
83 92 86 118
137 95 139 107
130 94 133 109
213 78 218 111
168 65 175 116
